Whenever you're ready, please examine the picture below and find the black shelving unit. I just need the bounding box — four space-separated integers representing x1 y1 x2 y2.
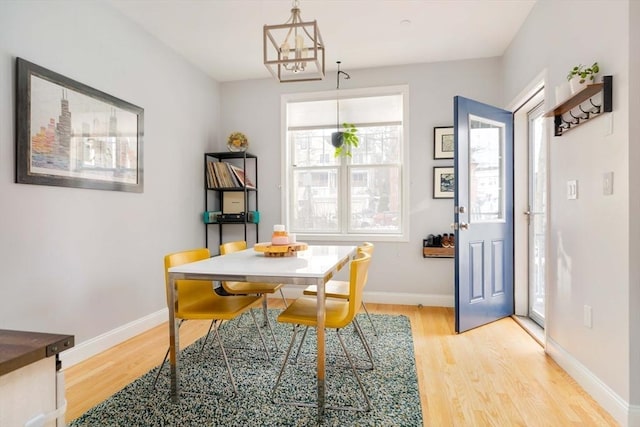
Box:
203 151 258 253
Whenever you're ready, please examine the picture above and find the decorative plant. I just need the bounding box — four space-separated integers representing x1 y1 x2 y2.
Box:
227 131 248 152
330 61 359 157
567 62 600 84
333 123 359 157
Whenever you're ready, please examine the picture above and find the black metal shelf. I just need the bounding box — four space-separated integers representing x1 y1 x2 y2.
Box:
204 152 258 253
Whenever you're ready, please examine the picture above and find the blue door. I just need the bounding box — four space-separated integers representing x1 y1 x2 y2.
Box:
454 96 514 333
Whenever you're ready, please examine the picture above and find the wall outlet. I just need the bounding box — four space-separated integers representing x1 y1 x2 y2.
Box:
583 305 592 328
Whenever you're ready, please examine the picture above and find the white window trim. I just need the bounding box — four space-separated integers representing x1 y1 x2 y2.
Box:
280 85 410 242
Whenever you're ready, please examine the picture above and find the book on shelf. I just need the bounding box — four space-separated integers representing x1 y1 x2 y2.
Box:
229 164 255 189
206 161 255 189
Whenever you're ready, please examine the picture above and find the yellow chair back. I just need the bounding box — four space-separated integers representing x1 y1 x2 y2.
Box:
346 251 372 324
164 248 212 318
220 240 247 255
359 242 374 256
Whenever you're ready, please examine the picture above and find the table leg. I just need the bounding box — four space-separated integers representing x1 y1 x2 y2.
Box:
315 276 326 421
168 273 180 402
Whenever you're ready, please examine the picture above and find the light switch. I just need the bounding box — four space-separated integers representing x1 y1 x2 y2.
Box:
567 180 578 200
603 172 614 195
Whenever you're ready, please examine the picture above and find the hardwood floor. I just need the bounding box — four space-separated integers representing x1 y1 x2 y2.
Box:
64 302 618 426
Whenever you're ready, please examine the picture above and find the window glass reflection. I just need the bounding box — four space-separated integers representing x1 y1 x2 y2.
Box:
468 115 505 222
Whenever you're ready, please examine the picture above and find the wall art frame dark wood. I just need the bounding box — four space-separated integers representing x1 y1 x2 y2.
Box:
15 57 144 192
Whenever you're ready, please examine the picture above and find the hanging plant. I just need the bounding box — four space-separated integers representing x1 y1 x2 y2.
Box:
332 123 359 157
330 61 359 157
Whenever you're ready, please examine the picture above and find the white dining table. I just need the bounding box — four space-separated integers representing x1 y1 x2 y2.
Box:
166 244 357 421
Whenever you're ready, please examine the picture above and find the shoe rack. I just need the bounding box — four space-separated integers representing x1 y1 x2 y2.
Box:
423 233 455 258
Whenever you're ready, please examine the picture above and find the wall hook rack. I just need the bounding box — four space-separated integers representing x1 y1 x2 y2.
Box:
545 75 612 136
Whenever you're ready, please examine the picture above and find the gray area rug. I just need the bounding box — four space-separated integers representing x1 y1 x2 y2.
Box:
70 311 422 426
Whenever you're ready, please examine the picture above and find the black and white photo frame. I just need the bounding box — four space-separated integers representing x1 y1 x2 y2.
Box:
433 126 454 159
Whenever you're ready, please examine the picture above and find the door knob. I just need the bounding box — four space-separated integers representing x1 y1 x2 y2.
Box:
460 222 469 230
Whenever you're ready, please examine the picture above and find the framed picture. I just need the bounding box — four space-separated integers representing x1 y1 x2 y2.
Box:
433 126 454 159
15 58 144 192
433 166 455 199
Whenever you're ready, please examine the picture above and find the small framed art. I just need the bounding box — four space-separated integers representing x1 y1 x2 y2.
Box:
433 126 454 159
433 166 454 199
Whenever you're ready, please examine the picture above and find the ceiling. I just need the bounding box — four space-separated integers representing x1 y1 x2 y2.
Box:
109 0 536 83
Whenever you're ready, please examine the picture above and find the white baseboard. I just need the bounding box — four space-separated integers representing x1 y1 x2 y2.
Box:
59 292 449 369
278 288 454 307
547 337 632 426
60 308 168 369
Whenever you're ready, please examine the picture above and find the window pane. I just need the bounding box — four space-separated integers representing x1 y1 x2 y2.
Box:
350 166 401 233
290 129 338 167
290 168 339 232
468 115 505 222
351 125 401 165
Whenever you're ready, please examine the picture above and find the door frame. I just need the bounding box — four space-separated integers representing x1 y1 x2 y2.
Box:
508 70 549 344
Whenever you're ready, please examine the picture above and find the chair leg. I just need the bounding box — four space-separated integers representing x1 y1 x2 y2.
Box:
361 302 378 336
249 308 271 361
352 318 375 370
151 319 185 390
213 321 238 396
151 346 171 390
335 328 372 412
278 288 288 308
272 325 299 396
263 307 279 353
261 294 268 326
293 326 310 363
199 319 218 355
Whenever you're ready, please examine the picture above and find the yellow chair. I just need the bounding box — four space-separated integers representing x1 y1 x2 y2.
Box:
153 248 270 395
302 242 377 336
220 240 287 349
272 251 373 412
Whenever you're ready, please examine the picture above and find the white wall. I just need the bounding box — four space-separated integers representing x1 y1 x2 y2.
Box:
502 0 635 423
219 59 502 306
0 1 220 357
629 0 640 414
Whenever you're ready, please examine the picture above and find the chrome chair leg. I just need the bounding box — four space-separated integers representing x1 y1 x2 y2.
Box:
272 325 299 395
213 320 238 396
199 319 218 355
352 318 375 370
293 326 310 363
361 302 378 336
278 288 288 308
335 328 371 412
249 308 271 361
151 319 187 390
273 325 372 412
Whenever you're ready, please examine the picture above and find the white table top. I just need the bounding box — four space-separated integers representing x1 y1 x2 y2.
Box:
168 244 356 282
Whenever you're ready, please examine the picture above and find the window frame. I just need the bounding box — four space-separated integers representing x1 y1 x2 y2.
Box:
281 85 410 242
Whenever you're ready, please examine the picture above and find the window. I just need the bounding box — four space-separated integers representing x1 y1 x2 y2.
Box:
283 86 409 241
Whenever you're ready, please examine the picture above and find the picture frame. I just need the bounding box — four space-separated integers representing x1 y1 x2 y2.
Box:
433 126 454 159
15 58 144 192
433 166 455 199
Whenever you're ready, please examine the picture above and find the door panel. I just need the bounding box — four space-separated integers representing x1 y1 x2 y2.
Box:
455 96 514 333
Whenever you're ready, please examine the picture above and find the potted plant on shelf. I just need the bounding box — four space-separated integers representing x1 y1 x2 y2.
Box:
567 62 599 94
332 123 359 157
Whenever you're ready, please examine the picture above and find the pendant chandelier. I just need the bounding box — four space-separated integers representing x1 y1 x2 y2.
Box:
263 0 325 83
